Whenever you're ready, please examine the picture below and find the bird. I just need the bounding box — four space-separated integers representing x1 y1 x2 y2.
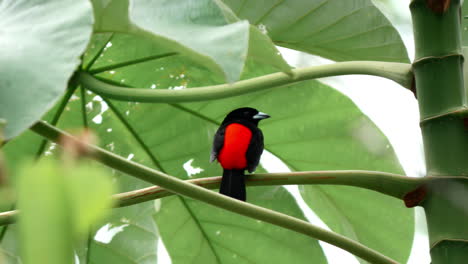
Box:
210 107 270 201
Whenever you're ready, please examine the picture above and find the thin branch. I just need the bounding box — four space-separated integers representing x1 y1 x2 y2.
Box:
78 61 412 103
115 171 424 207
29 121 398 264
0 171 427 225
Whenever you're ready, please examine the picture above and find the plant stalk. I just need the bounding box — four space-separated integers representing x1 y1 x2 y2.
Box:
77 61 412 103
411 0 468 262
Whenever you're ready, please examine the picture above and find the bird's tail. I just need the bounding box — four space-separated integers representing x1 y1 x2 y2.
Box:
220 169 246 201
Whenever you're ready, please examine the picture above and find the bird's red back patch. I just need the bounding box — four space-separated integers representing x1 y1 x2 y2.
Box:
218 123 252 170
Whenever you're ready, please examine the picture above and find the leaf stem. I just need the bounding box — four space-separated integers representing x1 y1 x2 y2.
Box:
78 61 412 103
29 121 401 264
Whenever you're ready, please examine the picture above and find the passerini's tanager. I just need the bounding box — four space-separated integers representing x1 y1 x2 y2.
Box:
210 107 270 201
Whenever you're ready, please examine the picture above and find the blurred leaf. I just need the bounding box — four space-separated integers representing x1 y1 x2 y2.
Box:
0 97 68 264
17 159 74 264
0 0 93 139
222 0 409 62
66 164 115 236
16 158 115 264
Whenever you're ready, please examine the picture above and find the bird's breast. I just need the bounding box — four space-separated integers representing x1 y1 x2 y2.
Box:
218 123 253 169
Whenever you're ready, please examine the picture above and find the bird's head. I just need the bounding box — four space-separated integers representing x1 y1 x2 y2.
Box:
222 107 270 126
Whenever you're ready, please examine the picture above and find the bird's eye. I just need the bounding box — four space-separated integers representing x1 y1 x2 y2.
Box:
244 111 250 115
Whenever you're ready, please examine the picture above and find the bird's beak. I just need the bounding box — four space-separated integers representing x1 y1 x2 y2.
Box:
253 112 270 120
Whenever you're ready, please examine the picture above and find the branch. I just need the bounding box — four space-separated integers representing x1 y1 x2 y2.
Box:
116 171 424 207
77 61 412 103
0 171 426 224
30 121 398 264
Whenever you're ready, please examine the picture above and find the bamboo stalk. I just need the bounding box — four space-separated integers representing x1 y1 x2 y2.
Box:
410 0 468 262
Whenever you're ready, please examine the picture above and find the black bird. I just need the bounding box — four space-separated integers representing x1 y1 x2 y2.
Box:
210 107 270 201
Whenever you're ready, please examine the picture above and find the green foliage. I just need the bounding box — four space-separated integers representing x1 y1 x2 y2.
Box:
0 0 93 139
91 0 290 83
0 0 418 263
16 159 114 264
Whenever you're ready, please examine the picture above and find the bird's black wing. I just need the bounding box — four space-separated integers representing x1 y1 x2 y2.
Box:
246 128 264 173
210 124 226 163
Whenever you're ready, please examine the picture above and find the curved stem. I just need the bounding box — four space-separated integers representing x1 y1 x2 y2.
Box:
78 61 412 103
30 121 398 264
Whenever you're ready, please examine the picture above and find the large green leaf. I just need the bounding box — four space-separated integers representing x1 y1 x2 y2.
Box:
80 32 413 263
91 0 290 83
222 0 409 62
0 0 93 139
83 34 327 263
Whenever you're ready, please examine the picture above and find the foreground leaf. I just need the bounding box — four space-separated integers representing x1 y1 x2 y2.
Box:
17 160 72 264
0 0 93 139
66 164 116 236
17 159 115 264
